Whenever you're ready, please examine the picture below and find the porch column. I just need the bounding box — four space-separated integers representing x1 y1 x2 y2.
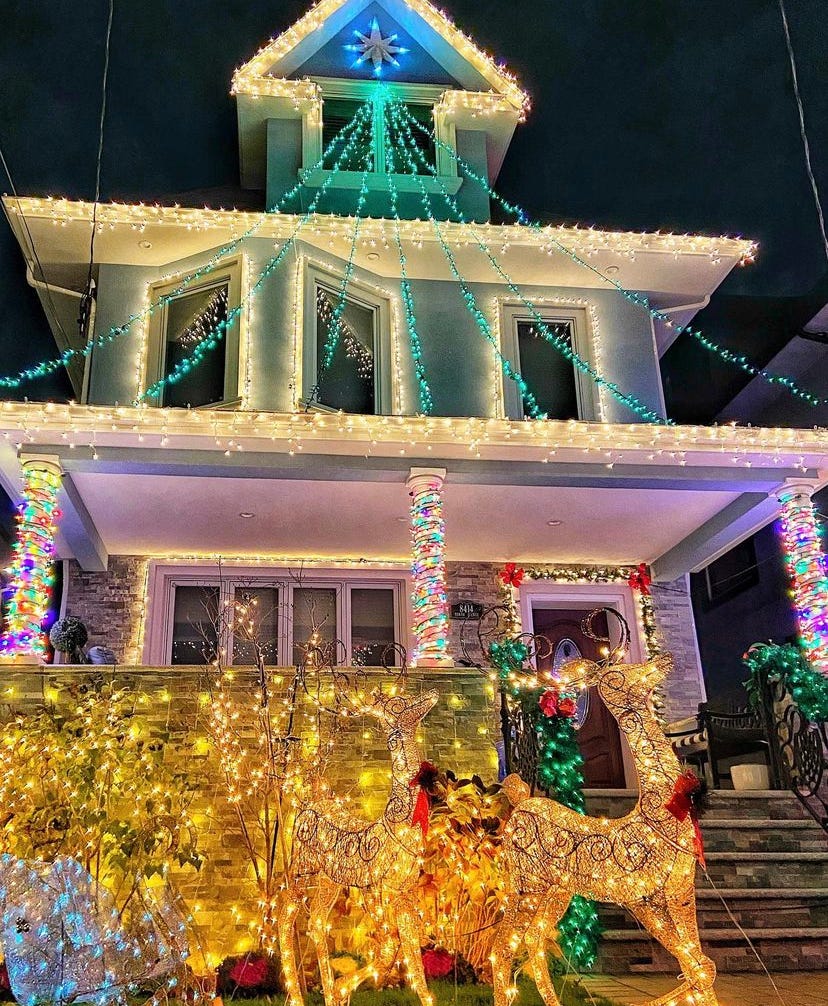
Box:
0 454 63 660
774 479 828 674
406 467 452 667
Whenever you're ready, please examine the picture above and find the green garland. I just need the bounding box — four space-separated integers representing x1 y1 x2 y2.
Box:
744 642 828 723
488 639 602 970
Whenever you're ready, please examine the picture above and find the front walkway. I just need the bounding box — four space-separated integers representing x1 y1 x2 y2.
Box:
581 972 826 1005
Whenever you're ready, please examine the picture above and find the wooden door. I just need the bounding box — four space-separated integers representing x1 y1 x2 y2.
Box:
532 606 627 789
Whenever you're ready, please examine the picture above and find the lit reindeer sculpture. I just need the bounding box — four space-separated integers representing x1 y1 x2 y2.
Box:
278 687 439 1006
492 620 717 1006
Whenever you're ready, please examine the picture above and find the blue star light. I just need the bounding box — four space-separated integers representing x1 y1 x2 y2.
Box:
344 18 409 76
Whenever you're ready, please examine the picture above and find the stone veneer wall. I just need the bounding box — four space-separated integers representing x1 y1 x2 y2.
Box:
62 557 706 720
2 664 497 966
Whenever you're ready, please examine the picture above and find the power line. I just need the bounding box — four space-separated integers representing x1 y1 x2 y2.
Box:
778 0 828 268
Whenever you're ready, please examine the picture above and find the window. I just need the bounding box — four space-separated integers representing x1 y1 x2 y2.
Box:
155 569 405 667
302 264 392 414
145 257 244 409
321 99 436 174
702 538 759 608
499 303 596 421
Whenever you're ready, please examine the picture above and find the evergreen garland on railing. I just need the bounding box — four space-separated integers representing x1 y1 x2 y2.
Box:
743 642 828 723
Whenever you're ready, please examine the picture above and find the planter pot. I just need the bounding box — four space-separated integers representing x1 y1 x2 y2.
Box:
731 763 770 790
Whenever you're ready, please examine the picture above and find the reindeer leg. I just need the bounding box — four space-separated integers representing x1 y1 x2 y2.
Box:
525 895 569 1006
334 894 401 1005
492 894 533 1006
277 886 306 1006
308 876 341 1006
396 893 433 1006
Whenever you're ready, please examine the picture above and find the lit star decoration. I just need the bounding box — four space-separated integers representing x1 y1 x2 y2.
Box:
345 18 409 76
0 459 62 659
776 485 828 674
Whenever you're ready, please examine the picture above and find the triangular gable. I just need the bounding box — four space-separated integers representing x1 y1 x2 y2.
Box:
232 0 527 114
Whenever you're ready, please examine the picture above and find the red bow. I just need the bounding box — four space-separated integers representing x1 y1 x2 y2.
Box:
627 562 651 595
665 771 706 868
539 690 577 719
410 761 438 838
499 562 525 588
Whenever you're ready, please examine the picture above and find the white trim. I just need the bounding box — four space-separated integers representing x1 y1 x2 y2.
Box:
498 301 598 421
301 261 394 414
145 561 410 666
142 255 246 409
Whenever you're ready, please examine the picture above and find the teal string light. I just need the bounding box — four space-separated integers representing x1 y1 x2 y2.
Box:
380 91 433 415
137 107 374 403
310 109 377 408
385 102 545 420
0 101 373 394
391 99 669 426
402 110 827 412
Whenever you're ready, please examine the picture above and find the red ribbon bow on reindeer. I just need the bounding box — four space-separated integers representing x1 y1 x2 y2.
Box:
627 562 651 596
665 770 706 868
499 562 525 588
410 761 438 838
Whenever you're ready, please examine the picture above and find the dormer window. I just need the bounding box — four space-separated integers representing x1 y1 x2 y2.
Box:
320 97 436 174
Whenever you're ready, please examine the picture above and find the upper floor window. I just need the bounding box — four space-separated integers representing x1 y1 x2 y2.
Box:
301 263 392 414
321 98 436 174
499 303 597 421
144 257 244 409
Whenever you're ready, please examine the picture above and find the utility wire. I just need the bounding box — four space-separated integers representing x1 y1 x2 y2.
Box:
778 0 828 268
81 0 116 340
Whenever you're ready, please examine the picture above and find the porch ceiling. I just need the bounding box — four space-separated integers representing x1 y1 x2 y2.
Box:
65 471 740 567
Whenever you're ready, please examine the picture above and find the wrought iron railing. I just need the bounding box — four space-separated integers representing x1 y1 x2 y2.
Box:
759 674 828 832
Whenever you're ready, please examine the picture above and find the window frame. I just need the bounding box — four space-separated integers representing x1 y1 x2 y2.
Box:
301 262 393 414
143 255 246 409
146 563 408 666
499 302 597 422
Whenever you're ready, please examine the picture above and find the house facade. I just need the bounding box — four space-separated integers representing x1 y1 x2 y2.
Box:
0 0 826 793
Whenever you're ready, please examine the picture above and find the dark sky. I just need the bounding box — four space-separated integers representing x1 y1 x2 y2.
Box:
1 0 826 402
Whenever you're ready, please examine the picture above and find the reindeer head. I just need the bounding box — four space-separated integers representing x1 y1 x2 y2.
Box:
367 689 439 734
554 653 672 704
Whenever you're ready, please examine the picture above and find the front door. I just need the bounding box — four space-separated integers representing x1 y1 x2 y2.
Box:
531 606 627 788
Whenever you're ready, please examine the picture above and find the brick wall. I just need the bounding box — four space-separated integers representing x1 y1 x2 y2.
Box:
649 574 706 721
63 557 147 663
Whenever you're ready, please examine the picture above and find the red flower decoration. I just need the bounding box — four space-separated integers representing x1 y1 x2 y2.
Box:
557 696 577 718
627 562 651 595
422 947 455 980
229 955 269 988
499 562 525 588
538 690 559 717
664 770 706 868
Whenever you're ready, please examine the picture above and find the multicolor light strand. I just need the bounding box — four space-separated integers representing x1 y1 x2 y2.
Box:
407 470 451 666
776 483 828 673
0 457 63 659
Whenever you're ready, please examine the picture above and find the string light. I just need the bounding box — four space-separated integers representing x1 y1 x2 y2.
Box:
404 112 827 412
391 98 669 426
407 470 451 666
775 483 828 673
0 457 62 659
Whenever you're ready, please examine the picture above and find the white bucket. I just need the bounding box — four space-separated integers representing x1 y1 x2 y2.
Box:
731 763 770 791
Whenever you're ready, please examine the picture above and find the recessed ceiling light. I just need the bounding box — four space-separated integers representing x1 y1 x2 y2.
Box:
138 240 152 249
396 516 408 522
547 519 563 526
366 251 380 261
605 265 619 275
239 511 256 519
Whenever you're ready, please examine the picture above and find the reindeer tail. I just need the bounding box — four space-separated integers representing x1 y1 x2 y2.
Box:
501 773 531 806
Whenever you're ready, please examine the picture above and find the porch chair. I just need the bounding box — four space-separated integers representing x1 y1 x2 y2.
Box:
667 701 774 789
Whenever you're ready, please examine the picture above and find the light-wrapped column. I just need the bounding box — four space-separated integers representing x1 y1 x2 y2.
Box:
775 480 828 674
0 455 62 660
407 468 452 667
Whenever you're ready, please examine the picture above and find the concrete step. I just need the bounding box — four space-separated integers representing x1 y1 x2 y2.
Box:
584 788 822 823
702 850 828 890
597 889 828 931
596 926 828 974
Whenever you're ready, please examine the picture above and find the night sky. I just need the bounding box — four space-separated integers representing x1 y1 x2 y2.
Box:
1 0 826 404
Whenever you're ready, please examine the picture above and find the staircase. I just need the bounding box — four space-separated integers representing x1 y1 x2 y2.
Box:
584 788 828 973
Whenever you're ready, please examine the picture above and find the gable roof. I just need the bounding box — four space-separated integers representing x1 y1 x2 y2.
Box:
231 0 529 116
